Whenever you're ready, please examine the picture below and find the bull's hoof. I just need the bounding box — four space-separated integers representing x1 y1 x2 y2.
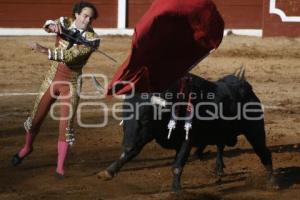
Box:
97 170 114 181
215 166 225 177
214 176 222 184
171 184 182 193
267 175 279 190
171 187 182 193
215 168 225 177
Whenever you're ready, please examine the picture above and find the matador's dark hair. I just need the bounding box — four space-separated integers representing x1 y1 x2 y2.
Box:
73 1 99 19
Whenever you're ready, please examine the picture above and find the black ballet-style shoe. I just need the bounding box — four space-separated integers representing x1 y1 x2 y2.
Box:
55 172 65 180
11 149 33 166
11 154 23 166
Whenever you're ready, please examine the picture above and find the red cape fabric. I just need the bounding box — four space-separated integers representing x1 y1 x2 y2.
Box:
107 0 224 95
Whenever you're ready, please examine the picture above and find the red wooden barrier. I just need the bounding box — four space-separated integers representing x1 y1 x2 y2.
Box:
0 0 299 37
0 0 117 28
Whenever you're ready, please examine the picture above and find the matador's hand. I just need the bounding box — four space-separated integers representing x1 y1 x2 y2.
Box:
28 42 48 55
48 24 62 34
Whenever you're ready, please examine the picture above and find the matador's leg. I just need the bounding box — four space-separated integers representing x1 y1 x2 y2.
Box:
12 67 58 165
55 80 80 176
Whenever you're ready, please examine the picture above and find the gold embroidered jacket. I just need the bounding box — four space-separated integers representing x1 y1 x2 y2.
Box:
43 17 100 69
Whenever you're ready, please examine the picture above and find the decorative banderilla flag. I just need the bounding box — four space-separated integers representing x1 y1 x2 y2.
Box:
107 0 224 95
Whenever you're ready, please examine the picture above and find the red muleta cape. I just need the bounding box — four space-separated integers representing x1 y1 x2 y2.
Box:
107 0 224 95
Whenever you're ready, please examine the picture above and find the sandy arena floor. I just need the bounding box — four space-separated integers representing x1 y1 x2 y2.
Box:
0 35 299 200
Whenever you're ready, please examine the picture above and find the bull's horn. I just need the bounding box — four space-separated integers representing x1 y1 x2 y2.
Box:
233 68 240 76
235 65 244 79
240 67 246 80
234 65 243 77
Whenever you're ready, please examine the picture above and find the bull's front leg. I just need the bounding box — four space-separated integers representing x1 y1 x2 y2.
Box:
215 144 226 176
244 127 277 186
172 139 192 192
97 137 152 181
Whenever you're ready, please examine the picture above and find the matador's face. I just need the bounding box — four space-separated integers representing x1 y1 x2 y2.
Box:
75 7 94 30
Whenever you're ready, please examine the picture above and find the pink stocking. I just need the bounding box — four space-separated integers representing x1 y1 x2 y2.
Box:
18 132 33 158
56 141 69 175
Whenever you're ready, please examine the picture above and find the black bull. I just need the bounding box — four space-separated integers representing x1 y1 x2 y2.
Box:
98 73 274 192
